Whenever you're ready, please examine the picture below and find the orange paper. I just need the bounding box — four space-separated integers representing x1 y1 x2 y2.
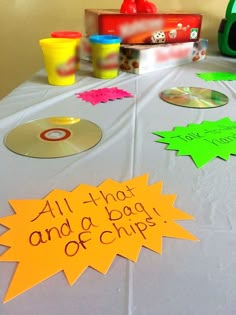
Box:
0 174 198 302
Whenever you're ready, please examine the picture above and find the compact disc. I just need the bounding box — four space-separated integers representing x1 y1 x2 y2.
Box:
4 117 102 158
159 87 228 108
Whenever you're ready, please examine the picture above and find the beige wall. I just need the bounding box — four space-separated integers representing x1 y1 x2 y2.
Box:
0 0 229 99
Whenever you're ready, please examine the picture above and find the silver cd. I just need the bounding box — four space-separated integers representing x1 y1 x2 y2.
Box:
4 117 102 158
160 87 229 108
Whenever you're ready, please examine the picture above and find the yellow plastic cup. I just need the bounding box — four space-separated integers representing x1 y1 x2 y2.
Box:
51 31 82 70
39 38 77 86
89 35 122 79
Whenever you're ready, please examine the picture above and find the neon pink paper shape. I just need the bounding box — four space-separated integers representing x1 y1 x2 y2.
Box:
75 87 134 106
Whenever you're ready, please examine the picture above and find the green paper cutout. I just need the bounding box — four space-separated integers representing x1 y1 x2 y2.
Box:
153 118 236 168
196 72 236 81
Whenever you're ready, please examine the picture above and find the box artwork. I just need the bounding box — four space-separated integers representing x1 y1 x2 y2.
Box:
119 39 208 74
85 9 202 44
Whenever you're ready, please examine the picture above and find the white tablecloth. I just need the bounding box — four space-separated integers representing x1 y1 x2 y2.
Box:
0 50 236 315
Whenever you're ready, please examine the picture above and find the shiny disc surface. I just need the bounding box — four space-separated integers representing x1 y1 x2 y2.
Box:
4 117 102 158
160 87 228 108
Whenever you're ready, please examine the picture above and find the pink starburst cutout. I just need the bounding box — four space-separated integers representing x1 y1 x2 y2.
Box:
75 87 134 106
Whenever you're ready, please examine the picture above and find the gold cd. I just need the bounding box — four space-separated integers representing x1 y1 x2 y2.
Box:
160 87 228 108
4 117 102 158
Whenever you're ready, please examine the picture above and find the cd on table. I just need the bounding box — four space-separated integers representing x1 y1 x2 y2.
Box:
159 87 229 108
4 116 102 158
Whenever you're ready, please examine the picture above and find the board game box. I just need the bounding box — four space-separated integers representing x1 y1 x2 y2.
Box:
85 9 202 44
119 39 208 74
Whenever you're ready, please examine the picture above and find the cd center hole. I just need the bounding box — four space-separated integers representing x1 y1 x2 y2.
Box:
47 131 66 139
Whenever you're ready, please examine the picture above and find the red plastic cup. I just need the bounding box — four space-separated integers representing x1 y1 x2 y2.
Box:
51 31 82 70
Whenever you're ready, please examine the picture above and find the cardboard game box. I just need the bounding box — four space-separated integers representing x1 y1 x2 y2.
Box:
119 39 208 74
85 9 202 44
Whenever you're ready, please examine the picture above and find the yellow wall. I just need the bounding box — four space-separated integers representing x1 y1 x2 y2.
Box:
0 0 229 99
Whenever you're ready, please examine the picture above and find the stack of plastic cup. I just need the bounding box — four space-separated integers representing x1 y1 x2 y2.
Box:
39 38 77 86
89 35 122 79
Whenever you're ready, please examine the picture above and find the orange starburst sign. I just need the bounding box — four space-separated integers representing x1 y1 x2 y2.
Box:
0 174 198 302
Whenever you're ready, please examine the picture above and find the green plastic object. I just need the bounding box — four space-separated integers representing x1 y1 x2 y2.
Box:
218 0 236 57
